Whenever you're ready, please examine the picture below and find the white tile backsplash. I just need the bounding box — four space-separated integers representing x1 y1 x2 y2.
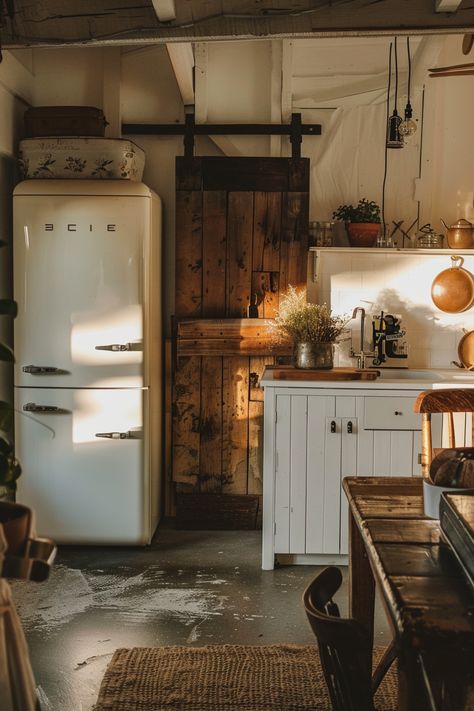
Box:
314 250 474 369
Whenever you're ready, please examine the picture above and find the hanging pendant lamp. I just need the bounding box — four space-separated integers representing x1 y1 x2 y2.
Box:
399 37 417 137
387 37 404 149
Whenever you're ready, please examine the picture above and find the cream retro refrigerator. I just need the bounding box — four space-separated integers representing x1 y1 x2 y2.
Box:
13 180 162 544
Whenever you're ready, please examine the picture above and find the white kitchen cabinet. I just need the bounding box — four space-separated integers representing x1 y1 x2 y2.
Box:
262 384 445 570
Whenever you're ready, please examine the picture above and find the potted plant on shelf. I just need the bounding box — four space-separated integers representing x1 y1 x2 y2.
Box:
274 286 347 369
333 198 381 248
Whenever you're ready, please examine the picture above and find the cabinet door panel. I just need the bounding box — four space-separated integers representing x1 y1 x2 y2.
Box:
373 431 391 476
306 396 335 554
275 395 291 553
290 396 307 553
356 397 374 477
389 430 414 477
340 417 358 554
323 416 342 553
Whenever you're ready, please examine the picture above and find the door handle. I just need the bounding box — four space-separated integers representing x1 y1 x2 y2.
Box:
347 421 353 434
23 403 69 414
95 342 142 352
95 429 143 440
22 365 69 375
330 420 337 433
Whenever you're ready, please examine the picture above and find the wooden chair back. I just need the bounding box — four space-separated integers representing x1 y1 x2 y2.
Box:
303 566 375 711
414 388 474 479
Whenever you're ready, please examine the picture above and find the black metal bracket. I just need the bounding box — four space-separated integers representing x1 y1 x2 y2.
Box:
122 112 321 159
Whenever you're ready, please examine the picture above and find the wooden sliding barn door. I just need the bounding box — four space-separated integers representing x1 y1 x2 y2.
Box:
173 156 309 528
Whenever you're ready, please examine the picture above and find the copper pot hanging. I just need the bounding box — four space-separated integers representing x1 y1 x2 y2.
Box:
431 255 474 313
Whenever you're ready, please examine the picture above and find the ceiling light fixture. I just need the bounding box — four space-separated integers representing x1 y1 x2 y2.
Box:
387 37 404 149
399 37 417 138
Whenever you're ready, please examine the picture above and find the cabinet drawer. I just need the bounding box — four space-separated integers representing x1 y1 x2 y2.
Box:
364 397 421 430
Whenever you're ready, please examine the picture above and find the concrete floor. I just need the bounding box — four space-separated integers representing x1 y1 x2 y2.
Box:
11 527 391 711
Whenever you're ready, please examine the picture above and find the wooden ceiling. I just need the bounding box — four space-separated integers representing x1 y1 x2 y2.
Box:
1 0 473 48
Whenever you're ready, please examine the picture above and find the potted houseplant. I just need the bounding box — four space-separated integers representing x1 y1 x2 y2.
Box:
333 198 381 248
0 239 28 553
275 286 347 369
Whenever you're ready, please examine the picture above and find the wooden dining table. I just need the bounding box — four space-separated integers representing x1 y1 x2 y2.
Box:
343 476 474 711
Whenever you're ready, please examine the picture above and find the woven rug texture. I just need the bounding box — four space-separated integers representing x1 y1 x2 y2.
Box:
94 643 398 711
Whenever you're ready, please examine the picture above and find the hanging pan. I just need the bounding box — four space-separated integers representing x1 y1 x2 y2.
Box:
431 255 474 313
452 329 474 370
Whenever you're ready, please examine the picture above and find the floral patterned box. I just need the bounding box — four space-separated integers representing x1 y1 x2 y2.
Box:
18 137 145 181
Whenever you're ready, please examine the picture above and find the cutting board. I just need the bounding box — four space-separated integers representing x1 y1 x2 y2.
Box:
271 367 380 381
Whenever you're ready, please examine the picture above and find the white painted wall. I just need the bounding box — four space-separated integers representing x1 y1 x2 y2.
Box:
315 249 474 369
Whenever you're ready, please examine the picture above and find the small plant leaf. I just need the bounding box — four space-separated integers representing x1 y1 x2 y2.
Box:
0 299 17 317
0 344 14 362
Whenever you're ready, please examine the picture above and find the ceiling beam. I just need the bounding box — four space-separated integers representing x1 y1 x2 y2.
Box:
166 43 195 107
435 0 463 10
3 0 474 48
151 0 176 22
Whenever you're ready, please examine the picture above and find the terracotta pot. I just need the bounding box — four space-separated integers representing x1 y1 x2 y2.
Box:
346 222 380 248
0 501 32 556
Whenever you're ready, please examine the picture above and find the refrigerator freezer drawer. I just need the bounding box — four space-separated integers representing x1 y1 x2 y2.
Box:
15 387 152 544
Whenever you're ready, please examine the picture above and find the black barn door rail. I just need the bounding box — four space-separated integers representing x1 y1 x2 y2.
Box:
122 112 321 159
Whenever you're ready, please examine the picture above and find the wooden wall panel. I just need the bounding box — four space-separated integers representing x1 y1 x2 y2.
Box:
175 191 203 318
203 191 227 317
222 356 250 493
226 192 254 317
249 356 274 402
200 356 223 492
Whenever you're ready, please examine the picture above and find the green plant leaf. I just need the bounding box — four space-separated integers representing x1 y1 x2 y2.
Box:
0 299 17 317
0 402 12 431
0 344 14 362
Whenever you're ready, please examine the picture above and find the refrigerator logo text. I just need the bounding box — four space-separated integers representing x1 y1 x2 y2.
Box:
44 224 117 232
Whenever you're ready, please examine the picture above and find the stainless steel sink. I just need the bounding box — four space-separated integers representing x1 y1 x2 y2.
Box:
376 369 446 381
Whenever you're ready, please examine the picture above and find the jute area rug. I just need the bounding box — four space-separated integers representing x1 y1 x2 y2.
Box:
94 644 398 711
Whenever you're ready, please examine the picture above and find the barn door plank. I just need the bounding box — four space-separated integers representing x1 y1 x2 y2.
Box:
222 356 250 494
203 191 227 317
248 400 264 495
253 192 281 272
226 192 254 317
172 355 201 487
175 191 203 318
200 356 223 493
280 191 309 293
252 271 279 318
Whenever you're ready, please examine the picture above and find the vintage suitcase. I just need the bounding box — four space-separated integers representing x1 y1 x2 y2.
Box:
440 490 474 590
24 106 108 138
19 137 145 181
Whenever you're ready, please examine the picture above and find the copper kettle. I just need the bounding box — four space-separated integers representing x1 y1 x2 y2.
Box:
441 218 474 249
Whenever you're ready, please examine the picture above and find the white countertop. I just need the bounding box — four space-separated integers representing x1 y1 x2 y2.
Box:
261 368 474 391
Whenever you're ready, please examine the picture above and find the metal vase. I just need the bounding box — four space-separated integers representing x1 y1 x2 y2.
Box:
295 342 334 369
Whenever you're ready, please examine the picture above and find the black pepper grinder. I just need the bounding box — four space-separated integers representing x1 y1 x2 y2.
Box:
247 293 259 318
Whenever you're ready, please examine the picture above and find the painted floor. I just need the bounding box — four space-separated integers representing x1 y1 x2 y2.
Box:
11 527 391 711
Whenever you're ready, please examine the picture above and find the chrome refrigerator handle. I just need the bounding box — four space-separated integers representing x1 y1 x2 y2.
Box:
95 342 143 352
23 403 69 414
95 429 143 440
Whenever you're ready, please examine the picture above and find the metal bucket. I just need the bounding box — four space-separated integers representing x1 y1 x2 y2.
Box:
295 342 334 369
